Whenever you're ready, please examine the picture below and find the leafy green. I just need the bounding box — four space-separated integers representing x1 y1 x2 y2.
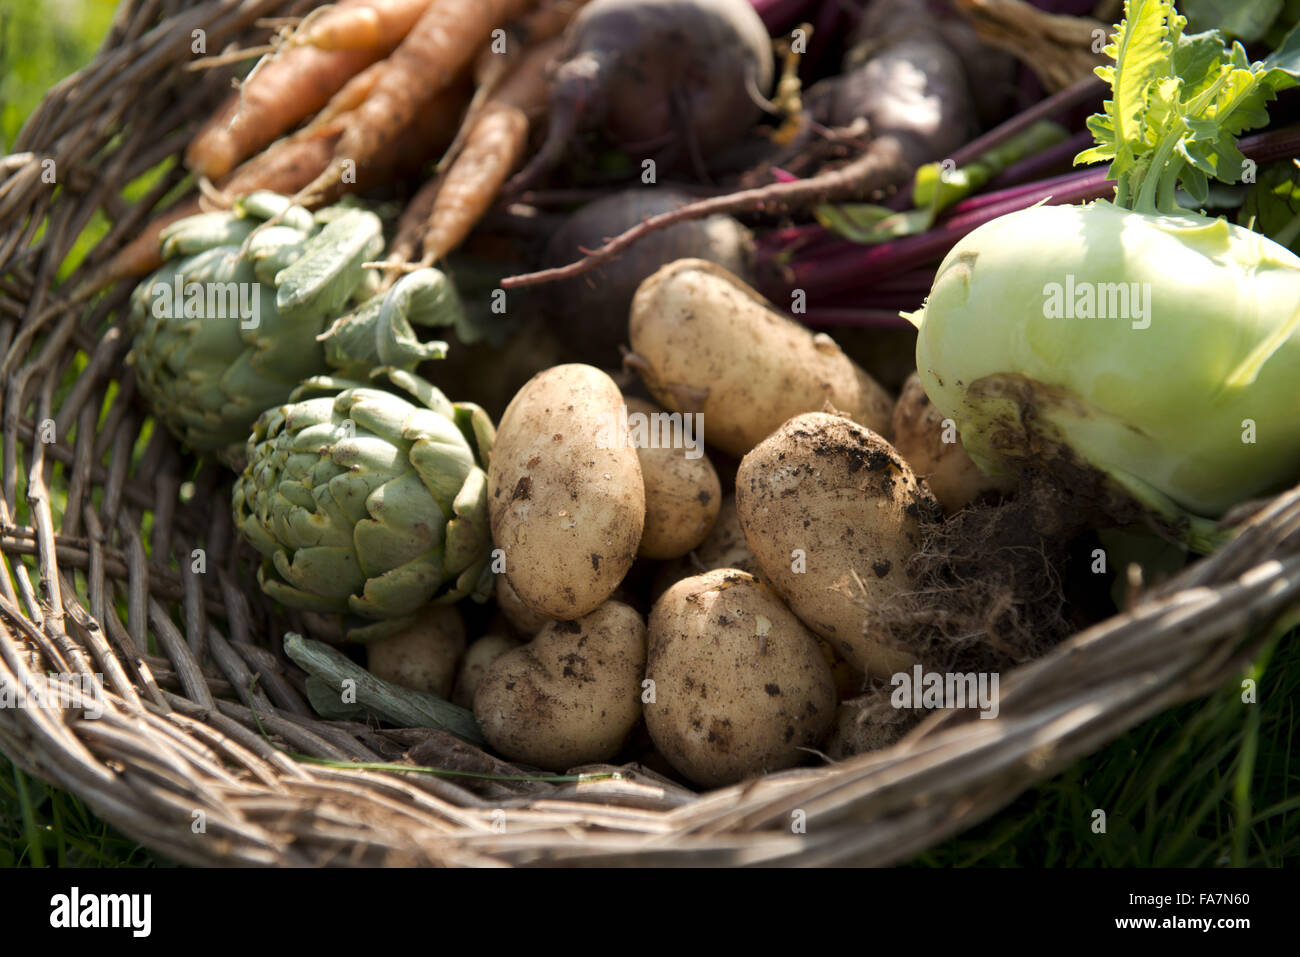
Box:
1263 18 1300 75
1076 0 1296 213
1183 0 1284 43
1238 159 1300 250
814 122 1068 245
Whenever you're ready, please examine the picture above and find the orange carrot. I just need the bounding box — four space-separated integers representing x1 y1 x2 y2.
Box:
307 77 471 206
460 0 589 138
94 83 469 290
303 60 391 133
185 0 431 179
418 38 558 262
389 174 444 268
93 129 342 289
186 45 380 180
298 0 536 205
296 0 435 51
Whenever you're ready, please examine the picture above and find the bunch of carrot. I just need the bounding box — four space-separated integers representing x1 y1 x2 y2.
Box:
90 0 586 291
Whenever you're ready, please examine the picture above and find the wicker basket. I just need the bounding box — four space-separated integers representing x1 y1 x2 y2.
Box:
2 0 1298 867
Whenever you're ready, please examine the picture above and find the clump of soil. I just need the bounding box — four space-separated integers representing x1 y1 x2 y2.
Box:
868 463 1133 674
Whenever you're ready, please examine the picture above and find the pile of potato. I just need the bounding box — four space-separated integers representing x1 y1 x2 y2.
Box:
368 258 1006 787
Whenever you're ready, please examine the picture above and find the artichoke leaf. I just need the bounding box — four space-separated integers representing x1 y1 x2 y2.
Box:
274 209 383 321
159 213 256 258
283 632 484 743
332 387 419 445
235 191 316 232
353 470 447 573
442 468 491 575
271 544 365 601
406 411 479 507
349 556 446 619
454 402 495 464
317 270 454 377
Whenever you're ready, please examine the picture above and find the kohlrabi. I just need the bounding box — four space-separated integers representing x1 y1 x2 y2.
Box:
905 0 1300 550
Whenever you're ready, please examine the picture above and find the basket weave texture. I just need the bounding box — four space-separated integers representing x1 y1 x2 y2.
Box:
1 0 1298 867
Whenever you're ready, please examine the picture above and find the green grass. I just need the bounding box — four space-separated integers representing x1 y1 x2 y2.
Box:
0 0 117 151
0 757 164 867
915 632 1300 867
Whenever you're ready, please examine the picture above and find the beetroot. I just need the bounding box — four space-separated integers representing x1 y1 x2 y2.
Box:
542 187 754 364
510 0 774 190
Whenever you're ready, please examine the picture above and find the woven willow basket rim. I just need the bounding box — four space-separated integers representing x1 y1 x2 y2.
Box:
1 0 1298 867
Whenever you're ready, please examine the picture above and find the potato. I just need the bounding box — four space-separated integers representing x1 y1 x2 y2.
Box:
735 412 941 679
628 259 894 457
452 633 522 709
488 364 645 619
891 372 1014 514
624 397 721 559
645 569 836 787
474 601 647 770
365 606 466 699
494 573 552 637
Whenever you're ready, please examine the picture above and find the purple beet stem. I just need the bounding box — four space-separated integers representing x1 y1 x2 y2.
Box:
984 130 1095 191
885 77 1107 211
772 124 1300 322
780 169 1114 302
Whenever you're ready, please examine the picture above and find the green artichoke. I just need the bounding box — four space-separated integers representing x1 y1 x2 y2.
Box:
232 368 495 641
127 192 384 464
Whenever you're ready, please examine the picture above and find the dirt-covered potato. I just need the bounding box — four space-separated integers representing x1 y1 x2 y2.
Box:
891 372 1014 514
735 412 941 679
625 397 721 559
628 259 894 457
452 633 521 709
365 606 466 699
488 364 645 620
474 601 647 770
494 573 552 637
645 569 836 787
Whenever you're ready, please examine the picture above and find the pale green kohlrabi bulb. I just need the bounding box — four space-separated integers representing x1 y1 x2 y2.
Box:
907 200 1300 549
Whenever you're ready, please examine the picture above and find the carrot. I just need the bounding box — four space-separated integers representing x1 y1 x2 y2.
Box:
417 38 559 262
93 83 469 291
297 0 537 206
187 46 379 180
185 0 429 179
92 129 342 290
295 0 435 51
307 77 472 206
303 60 391 133
313 0 577 154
